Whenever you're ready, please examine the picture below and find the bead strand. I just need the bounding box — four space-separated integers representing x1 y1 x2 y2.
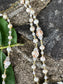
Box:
33 15 48 84
22 0 48 83
21 1 39 84
1 13 12 84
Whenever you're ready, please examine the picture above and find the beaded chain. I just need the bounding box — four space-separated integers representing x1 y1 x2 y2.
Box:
20 0 48 84
0 13 13 84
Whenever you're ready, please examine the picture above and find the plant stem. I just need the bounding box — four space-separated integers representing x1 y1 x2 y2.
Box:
0 43 24 49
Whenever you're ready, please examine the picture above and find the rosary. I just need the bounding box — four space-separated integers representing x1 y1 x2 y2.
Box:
0 0 62 84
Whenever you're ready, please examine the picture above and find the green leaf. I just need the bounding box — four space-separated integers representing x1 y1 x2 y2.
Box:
0 50 15 84
0 17 17 46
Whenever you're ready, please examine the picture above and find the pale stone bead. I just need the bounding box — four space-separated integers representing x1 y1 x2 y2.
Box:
25 0 29 5
42 64 46 67
2 80 5 84
32 32 35 36
9 31 12 34
3 14 7 19
44 76 48 80
41 51 44 55
26 8 30 13
34 77 39 82
29 18 33 22
33 15 36 19
20 0 24 4
30 9 35 15
4 61 11 69
43 69 48 74
8 23 12 29
33 71 35 75
34 19 39 24
0 13 3 16
40 45 45 50
30 26 35 32
40 56 45 62
8 36 12 40
8 41 11 45
33 39 38 43
7 19 10 23
43 82 48 84
31 65 36 69
2 74 6 79
57 82 63 84
7 47 11 52
41 0 44 1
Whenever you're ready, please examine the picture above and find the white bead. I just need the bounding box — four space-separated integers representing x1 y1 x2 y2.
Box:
20 0 24 4
30 9 35 15
43 82 48 84
34 77 39 82
0 13 3 16
41 0 44 1
25 0 29 4
32 32 35 36
7 47 11 52
33 15 36 19
33 71 35 75
57 82 63 84
41 51 44 55
8 23 12 29
8 41 11 45
29 18 33 22
8 36 12 40
26 8 30 13
42 64 46 67
7 19 10 23
43 69 48 74
2 80 5 84
4 61 11 69
40 45 45 50
34 19 39 24
44 76 48 80
33 39 38 43
31 65 36 69
30 26 35 32
3 14 7 19
9 31 12 34
2 74 6 79
40 56 45 62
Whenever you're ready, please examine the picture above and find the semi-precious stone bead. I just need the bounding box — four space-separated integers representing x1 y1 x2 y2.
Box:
31 65 36 69
2 74 6 79
43 69 48 74
40 56 45 62
34 77 39 82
